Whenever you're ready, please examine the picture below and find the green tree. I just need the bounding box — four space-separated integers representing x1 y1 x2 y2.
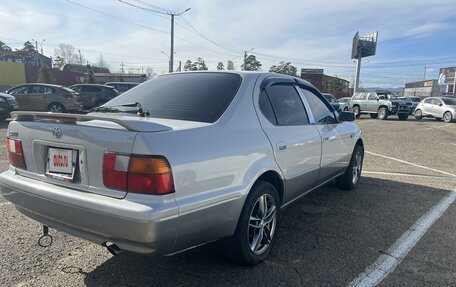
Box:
0 41 12 51
22 41 36 52
37 65 54 83
269 61 297 76
183 60 196 71
241 54 262 71
324 77 345 94
195 57 208 70
216 62 225 70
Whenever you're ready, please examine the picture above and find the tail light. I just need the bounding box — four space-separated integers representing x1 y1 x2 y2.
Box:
103 152 174 195
63 94 74 100
6 138 26 169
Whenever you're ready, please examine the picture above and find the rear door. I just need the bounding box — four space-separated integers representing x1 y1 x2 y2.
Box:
421 98 433 116
8 86 32 110
299 86 351 184
29 86 53 111
256 80 322 203
365 93 378 112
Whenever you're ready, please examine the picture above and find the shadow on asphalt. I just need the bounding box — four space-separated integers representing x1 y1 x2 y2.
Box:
83 177 450 287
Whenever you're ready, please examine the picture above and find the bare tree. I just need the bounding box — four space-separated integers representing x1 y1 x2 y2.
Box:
97 54 109 68
54 43 84 66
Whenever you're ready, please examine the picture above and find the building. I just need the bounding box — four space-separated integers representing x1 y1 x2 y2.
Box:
300 68 350 98
403 80 440 98
0 50 52 68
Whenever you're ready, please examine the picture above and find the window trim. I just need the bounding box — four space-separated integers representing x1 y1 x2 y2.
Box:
296 84 338 125
259 80 311 126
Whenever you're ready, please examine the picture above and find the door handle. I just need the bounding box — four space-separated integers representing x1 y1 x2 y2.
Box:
277 142 287 151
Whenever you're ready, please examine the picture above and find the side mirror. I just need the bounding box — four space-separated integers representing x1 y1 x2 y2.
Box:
376 98 379 101
339 111 355 122
439 103 443 106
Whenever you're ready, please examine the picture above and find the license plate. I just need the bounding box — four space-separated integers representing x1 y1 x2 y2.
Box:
48 148 73 174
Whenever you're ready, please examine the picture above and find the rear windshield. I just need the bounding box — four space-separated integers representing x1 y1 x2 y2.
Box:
105 73 242 123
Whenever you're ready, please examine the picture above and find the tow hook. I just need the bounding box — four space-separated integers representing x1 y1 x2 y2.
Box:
38 225 53 247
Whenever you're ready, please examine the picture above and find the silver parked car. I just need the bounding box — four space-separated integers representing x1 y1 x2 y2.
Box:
0 72 364 265
415 97 456 123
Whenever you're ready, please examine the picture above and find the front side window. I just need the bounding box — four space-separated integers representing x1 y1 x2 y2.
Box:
263 84 309 126
300 88 337 124
367 93 377 100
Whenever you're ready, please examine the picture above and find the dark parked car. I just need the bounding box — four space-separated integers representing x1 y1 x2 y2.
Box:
70 84 119 110
105 82 138 94
5 83 82 113
0 92 18 120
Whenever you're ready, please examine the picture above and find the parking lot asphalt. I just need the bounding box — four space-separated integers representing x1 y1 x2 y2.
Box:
0 116 455 287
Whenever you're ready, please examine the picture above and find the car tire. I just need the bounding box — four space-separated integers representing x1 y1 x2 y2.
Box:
336 144 364 190
443 111 453 123
370 113 378 119
48 102 66 113
378 107 389 120
415 109 423 120
398 113 409 121
352 106 361 118
221 181 280 265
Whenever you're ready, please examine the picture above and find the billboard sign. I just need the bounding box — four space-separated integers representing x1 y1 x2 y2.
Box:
439 67 456 85
351 31 378 59
301 68 324 74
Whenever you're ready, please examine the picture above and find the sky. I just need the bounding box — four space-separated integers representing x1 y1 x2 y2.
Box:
0 0 455 88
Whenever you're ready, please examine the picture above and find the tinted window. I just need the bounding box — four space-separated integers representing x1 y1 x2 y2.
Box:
259 90 278 125
71 86 81 93
30 86 54 94
442 98 456 105
423 98 432 104
265 84 309 126
105 73 242 123
9 86 29 95
353 93 367 100
367 93 377 100
431 98 441 105
82 86 102 93
301 88 337 124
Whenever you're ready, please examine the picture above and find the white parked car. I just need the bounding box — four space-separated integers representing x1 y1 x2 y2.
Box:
415 97 456 122
0 72 364 265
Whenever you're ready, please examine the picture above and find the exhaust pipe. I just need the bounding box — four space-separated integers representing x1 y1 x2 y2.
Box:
102 242 122 256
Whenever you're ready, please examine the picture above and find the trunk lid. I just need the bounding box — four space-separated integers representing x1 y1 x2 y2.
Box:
7 112 174 198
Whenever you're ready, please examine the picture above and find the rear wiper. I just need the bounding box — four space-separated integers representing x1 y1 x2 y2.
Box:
90 106 120 113
91 102 150 117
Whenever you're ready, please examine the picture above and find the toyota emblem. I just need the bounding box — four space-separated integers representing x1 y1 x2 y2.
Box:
51 127 63 138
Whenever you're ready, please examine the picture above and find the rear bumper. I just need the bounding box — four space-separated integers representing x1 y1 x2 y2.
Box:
0 170 179 254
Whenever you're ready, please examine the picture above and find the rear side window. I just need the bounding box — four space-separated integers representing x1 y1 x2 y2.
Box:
264 84 309 126
105 73 242 123
82 86 102 93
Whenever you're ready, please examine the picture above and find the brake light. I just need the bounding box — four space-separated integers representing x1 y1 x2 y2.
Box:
63 94 74 100
6 138 26 169
103 152 128 191
102 153 174 195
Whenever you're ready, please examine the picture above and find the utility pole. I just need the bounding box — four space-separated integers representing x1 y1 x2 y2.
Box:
120 61 125 73
118 1 190 73
79 49 83 72
423 66 426 81
178 61 182 72
354 50 362 93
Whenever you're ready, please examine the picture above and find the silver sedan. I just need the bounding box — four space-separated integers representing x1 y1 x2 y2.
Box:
415 97 456 123
0 72 364 265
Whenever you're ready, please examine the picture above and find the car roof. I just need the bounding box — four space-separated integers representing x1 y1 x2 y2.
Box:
105 82 138 85
70 84 110 87
14 83 64 88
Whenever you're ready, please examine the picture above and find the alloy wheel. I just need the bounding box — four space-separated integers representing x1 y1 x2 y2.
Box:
352 149 363 184
248 194 277 255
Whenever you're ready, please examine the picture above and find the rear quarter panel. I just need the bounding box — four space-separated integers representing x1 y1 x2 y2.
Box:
131 74 283 252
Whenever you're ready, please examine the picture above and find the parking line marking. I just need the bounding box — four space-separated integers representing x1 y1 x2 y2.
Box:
347 190 456 287
438 124 452 128
0 202 11 207
365 151 456 178
363 171 456 181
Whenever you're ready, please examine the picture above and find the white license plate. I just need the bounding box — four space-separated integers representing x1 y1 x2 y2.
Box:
48 148 73 174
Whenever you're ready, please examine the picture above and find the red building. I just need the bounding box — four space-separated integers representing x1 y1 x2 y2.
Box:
300 68 350 98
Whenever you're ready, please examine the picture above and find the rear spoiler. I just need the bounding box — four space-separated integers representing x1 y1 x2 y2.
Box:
11 111 172 132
